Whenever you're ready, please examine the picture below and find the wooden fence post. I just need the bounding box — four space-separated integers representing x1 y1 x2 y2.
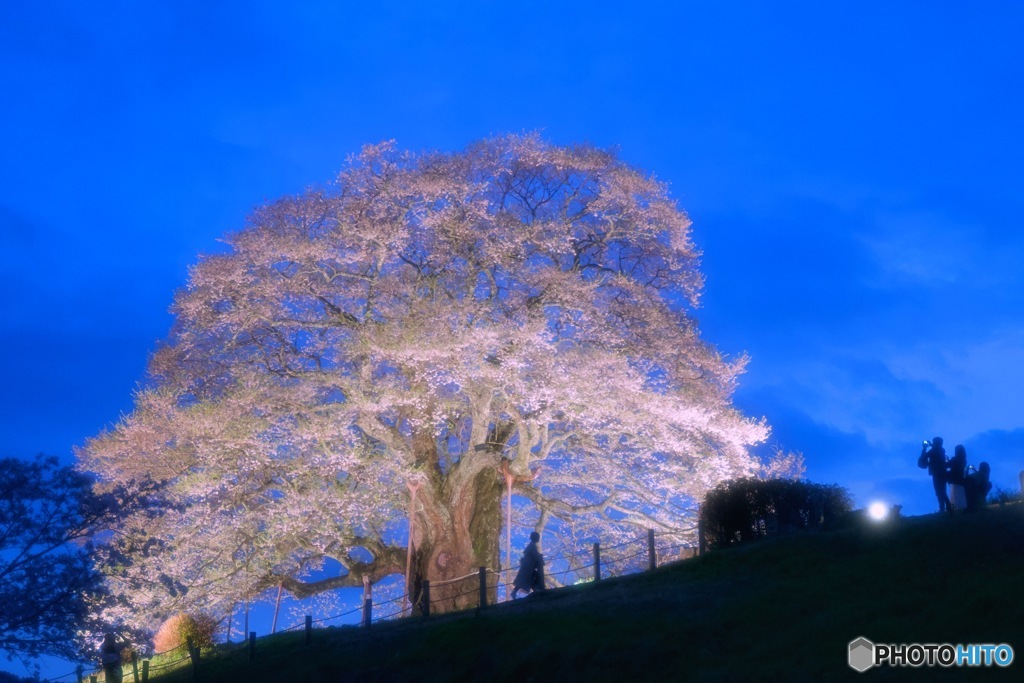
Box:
593 542 601 582
141 660 149 683
478 566 487 609
131 655 140 683
698 514 707 556
647 529 656 571
89 676 97 683
248 631 256 662
305 615 312 646
76 665 83 683
421 579 431 617
186 636 199 680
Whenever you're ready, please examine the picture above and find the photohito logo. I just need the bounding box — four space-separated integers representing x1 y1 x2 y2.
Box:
848 637 1014 671
848 637 875 673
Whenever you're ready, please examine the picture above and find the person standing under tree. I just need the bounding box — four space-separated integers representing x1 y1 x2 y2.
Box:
99 633 122 683
511 532 544 598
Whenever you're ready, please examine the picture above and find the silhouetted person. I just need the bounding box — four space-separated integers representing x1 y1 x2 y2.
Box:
964 461 992 512
511 531 544 598
947 444 968 510
922 437 951 513
100 633 122 683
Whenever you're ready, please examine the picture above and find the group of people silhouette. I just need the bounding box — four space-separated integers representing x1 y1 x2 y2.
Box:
919 437 992 514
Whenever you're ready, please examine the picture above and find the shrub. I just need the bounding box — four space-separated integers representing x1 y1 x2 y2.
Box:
988 488 1021 507
701 478 853 549
120 644 138 664
0 672 36 683
152 613 217 654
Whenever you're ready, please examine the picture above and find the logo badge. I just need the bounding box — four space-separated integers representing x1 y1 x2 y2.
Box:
849 637 875 672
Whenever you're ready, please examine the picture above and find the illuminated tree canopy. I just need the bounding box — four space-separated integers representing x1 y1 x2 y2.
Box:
81 134 769 625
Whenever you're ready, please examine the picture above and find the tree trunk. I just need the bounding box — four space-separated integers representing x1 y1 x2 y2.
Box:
409 464 503 612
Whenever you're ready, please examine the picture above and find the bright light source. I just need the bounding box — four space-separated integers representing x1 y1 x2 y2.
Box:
867 501 889 521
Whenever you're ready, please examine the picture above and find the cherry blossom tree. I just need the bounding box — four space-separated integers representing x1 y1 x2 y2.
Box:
81 134 769 624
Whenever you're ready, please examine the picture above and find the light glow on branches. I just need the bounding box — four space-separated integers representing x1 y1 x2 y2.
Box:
81 134 770 629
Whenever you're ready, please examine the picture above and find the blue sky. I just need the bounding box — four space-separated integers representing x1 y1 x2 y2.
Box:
2 3 1023 656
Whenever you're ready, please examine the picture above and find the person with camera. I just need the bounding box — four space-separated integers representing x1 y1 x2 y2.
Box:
963 461 992 512
946 445 968 510
920 437 951 513
99 633 124 683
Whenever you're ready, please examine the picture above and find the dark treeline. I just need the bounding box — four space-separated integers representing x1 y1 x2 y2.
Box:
702 478 854 548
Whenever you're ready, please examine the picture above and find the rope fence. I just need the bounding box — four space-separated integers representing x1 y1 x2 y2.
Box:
63 527 699 682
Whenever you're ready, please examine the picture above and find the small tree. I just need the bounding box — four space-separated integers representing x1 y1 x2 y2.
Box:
0 456 120 663
152 613 217 655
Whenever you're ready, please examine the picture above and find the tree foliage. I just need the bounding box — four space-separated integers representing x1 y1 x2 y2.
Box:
0 456 116 662
0 672 34 683
81 134 769 625
701 478 853 548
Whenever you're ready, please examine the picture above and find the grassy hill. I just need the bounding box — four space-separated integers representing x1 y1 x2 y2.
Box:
149 504 1024 682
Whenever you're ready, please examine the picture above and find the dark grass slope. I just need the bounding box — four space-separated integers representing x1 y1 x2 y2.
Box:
153 505 1024 682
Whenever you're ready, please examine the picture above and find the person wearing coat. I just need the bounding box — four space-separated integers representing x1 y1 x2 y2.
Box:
921 437 951 513
99 633 123 683
947 445 968 510
511 531 544 598
964 461 993 512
